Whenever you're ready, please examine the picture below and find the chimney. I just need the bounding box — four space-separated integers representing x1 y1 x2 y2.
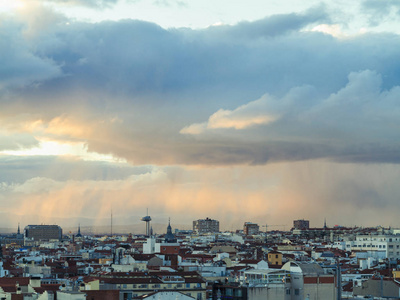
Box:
16 282 21 294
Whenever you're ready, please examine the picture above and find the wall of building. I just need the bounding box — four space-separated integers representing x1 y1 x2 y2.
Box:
268 252 282 266
156 243 180 254
24 225 62 241
57 291 86 300
193 218 219 234
303 277 336 300
248 286 291 300
353 278 400 298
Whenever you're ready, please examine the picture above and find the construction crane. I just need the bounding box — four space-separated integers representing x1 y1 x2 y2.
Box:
262 224 286 232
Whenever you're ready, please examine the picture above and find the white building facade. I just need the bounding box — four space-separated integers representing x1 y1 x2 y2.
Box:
345 235 400 260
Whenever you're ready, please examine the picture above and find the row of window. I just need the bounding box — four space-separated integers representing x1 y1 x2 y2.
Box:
358 238 400 242
120 283 202 289
349 244 386 248
130 292 203 299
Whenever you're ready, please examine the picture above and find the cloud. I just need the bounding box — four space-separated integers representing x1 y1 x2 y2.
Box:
0 132 39 151
205 5 329 39
361 0 400 26
1 160 400 229
0 155 151 184
2 6 400 168
43 0 119 8
152 0 187 8
181 95 280 134
180 70 400 164
0 20 62 90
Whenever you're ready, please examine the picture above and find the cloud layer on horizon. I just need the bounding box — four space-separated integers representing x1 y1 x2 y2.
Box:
1 158 400 229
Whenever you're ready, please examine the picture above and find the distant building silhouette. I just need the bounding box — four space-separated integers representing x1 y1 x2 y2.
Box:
243 222 259 235
293 219 310 230
76 224 82 238
24 225 62 241
164 218 177 243
193 217 219 234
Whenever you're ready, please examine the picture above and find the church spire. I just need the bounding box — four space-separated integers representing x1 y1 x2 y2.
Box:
167 218 172 233
17 223 20 235
165 218 177 243
76 223 82 238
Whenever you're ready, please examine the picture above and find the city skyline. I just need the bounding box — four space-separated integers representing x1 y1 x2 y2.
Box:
0 217 395 236
1 0 400 229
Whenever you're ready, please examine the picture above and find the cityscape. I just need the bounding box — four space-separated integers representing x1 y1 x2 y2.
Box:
2 0 400 299
0 217 398 299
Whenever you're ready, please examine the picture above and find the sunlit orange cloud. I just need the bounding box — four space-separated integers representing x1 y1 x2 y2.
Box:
208 109 278 130
3 161 400 230
45 115 93 139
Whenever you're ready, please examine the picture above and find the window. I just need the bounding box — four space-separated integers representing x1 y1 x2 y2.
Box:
295 289 300 295
186 283 191 288
276 255 279 258
197 293 202 300
286 289 291 295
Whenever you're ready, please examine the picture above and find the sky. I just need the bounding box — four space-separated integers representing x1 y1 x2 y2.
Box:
1 0 400 233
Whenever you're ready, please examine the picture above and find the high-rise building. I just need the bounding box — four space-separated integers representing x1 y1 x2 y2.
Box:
243 222 259 235
193 218 219 234
293 219 310 230
24 225 63 241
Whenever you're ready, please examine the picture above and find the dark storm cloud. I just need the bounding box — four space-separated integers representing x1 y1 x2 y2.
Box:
0 155 153 184
2 6 400 166
182 70 400 164
0 20 61 90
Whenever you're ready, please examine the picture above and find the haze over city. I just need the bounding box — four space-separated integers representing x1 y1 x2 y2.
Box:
1 0 400 231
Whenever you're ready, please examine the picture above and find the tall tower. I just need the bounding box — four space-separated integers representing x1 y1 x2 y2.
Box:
141 209 152 237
